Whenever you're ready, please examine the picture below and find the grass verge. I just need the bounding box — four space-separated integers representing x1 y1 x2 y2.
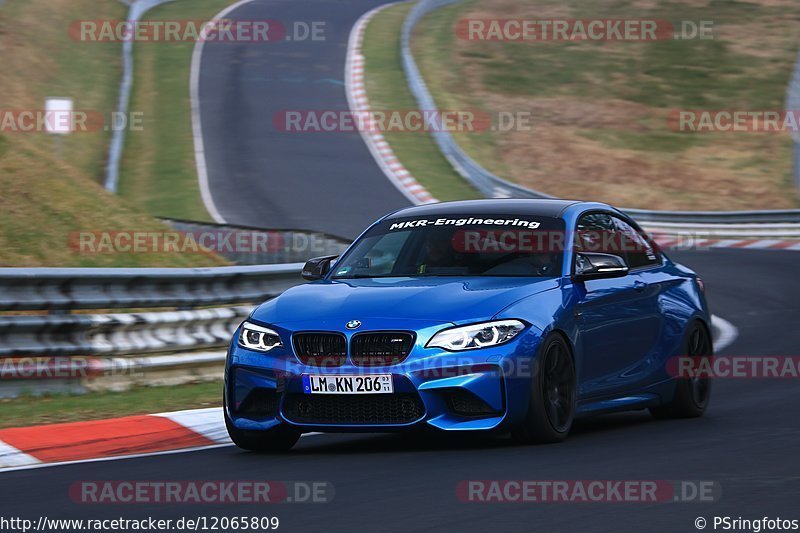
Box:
0 0 224 266
0 381 223 430
407 0 800 210
119 0 239 221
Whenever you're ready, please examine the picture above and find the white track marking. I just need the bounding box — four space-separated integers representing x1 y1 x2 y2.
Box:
0 443 234 474
191 0 264 224
0 441 41 469
153 407 232 444
710 314 739 353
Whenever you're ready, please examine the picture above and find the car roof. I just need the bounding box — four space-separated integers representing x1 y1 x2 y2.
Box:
384 199 587 220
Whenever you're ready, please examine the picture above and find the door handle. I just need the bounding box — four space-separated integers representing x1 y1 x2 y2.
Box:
634 280 647 292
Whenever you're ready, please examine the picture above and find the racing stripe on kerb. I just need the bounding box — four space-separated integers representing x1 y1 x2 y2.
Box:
345 3 437 205
0 415 214 464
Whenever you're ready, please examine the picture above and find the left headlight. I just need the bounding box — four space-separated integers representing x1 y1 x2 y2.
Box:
426 320 526 351
238 321 282 352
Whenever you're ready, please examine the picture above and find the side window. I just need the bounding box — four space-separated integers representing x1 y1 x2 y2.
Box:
612 217 660 269
574 213 626 266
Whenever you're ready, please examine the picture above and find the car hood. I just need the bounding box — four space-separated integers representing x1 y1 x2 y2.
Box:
251 277 559 327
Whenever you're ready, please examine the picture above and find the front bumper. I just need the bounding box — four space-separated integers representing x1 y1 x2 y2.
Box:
225 325 542 434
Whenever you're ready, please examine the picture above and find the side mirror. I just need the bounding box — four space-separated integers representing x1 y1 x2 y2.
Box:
574 252 629 281
301 255 339 281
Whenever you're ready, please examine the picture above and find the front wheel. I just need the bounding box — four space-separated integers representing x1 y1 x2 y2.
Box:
224 410 300 452
650 320 713 419
513 333 576 444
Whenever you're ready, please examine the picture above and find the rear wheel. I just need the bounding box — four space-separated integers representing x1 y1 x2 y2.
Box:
224 409 300 452
650 321 712 419
513 333 576 444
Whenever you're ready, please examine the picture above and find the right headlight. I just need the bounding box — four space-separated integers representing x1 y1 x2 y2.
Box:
238 321 282 352
426 319 526 351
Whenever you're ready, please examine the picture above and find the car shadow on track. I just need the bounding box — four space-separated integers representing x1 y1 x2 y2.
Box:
233 410 664 456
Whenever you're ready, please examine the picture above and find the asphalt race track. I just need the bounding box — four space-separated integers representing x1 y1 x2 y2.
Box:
7 1 798 531
197 0 411 238
2 249 798 532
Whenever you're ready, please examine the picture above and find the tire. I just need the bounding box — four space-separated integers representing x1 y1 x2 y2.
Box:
513 333 576 444
224 409 301 452
650 321 713 419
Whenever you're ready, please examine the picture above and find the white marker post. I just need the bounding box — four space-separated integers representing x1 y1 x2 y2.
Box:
45 97 74 159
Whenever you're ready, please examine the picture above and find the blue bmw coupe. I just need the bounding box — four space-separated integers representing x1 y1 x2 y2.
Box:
225 200 712 451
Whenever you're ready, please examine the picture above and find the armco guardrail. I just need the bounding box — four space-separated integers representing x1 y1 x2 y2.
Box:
0 306 252 357
0 263 305 312
401 0 800 224
628 210 800 224
642 222 800 239
106 0 175 193
0 223 348 396
0 264 307 397
401 0 552 201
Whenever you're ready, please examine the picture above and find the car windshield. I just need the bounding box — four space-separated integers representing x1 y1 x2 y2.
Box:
331 214 565 278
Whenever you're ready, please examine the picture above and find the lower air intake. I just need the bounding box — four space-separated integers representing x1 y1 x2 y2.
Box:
282 393 424 425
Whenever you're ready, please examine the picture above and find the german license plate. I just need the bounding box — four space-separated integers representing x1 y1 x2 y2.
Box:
302 374 393 394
